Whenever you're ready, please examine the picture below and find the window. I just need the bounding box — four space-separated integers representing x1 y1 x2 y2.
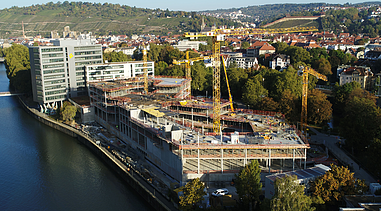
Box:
45 84 66 90
74 46 100 51
43 64 64 69
75 60 102 66
41 47 63 53
42 58 64 64
44 74 65 80
75 55 102 61
41 53 64 58
74 50 102 55
44 79 65 85
46 94 66 101
45 89 66 96
44 69 65 74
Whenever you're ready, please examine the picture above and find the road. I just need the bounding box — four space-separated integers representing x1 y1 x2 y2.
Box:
308 127 377 185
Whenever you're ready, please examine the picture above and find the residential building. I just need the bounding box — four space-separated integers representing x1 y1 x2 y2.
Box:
29 39 103 107
229 56 258 69
172 40 207 51
247 41 275 57
114 47 136 57
269 54 290 70
339 66 373 90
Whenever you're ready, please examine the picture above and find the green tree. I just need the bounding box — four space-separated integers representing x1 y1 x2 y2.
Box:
332 82 361 117
154 61 168 76
61 101 77 122
307 89 332 125
278 90 299 123
242 76 268 108
103 51 132 62
340 92 381 153
313 58 332 76
241 41 250 49
227 65 249 99
272 41 288 53
191 62 208 92
311 165 368 204
179 178 206 211
235 160 262 210
271 175 315 211
258 97 279 112
4 44 31 94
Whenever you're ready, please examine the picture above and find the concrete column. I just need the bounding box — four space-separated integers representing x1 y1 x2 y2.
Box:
304 148 307 169
293 149 295 171
221 149 224 173
244 148 247 166
269 149 271 173
192 107 194 129
198 148 200 174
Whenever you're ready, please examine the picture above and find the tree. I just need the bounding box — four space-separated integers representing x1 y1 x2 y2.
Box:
103 51 131 62
340 94 381 153
314 58 332 75
179 178 206 211
242 77 268 109
4 44 31 93
61 101 77 122
278 90 299 123
258 97 279 112
191 62 208 92
311 165 368 204
271 175 315 211
235 160 262 210
307 89 332 125
332 82 361 117
241 41 250 49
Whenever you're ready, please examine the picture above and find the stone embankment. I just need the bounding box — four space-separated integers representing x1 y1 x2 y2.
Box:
17 96 177 211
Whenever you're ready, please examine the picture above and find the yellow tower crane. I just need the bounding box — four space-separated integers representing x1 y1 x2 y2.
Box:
221 56 234 114
142 43 148 94
183 26 318 133
173 52 212 99
298 66 328 135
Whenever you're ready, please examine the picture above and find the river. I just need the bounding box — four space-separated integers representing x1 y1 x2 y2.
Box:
0 63 151 211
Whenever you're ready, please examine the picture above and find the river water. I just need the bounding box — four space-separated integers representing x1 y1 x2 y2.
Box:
0 63 151 211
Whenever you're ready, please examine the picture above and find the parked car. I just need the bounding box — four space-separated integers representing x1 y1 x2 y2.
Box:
212 188 229 197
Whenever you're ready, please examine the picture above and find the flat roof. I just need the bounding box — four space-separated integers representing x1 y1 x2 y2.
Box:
266 164 330 182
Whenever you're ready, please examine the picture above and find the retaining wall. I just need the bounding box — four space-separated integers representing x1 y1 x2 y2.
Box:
18 97 175 211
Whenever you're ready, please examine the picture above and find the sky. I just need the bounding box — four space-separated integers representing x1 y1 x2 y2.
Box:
0 0 370 11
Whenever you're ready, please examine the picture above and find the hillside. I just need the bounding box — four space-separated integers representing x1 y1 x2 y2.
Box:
202 2 381 25
0 2 241 38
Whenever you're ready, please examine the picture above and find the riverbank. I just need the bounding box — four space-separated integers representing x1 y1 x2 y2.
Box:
17 96 177 211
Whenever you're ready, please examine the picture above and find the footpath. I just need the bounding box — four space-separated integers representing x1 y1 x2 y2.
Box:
308 127 377 185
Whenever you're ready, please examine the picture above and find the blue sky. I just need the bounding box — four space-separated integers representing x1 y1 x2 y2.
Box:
0 0 370 11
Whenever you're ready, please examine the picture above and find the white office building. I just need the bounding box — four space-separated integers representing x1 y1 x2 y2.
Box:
29 39 103 106
85 61 154 82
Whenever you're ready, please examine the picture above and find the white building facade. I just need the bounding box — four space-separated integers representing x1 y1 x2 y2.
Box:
29 39 103 105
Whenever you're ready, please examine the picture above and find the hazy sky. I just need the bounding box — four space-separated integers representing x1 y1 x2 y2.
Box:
0 0 369 11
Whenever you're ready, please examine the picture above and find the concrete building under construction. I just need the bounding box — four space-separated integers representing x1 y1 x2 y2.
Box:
88 76 310 184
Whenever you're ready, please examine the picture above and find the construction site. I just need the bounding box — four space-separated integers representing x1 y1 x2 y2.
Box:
88 75 310 183
86 26 328 184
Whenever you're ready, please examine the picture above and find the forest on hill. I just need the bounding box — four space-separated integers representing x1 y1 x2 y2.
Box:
0 1 241 38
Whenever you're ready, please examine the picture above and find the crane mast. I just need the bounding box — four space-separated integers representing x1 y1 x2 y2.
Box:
184 26 318 134
142 43 148 94
299 66 328 135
